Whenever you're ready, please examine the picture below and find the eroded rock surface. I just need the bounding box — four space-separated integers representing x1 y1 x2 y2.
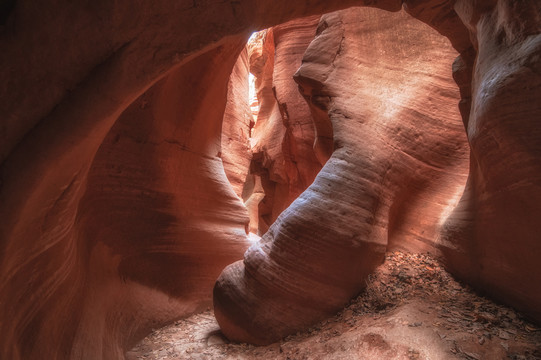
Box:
249 16 323 234
1 0 541 358
0 1 405 358
439 0 541 323
0 36 253 359
215 6 471 345
222 49 253 199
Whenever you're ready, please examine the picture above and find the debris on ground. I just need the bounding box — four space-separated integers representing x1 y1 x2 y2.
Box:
127 252 541 360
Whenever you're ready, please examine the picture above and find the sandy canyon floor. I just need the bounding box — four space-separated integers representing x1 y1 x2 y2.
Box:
127 252 541 360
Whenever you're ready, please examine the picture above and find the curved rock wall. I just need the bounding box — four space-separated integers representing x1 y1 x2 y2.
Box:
249 16 323 234
222 48 253 199
1 0 540 357
0 36 252 359
439 0 541 323
0 1 404 358
214 6 471 345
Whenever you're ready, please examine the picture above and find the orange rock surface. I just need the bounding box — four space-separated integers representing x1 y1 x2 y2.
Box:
222 48 253 199
2 1 401 358
248 16 322 234
439 0 541 324
214 6 471 345
1 0 540 358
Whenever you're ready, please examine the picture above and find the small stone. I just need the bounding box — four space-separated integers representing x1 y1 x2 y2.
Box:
498 330 511 340
207 334 227 346
464 351 481 360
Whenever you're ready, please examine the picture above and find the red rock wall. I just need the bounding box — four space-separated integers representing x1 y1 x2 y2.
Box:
439 0 541 323
1 0 540 357
0 36 252 359
214 6 471 344
249 16 323 234
215 0 541 344
246 27 285 233
222 48 253 199
1 1 403 358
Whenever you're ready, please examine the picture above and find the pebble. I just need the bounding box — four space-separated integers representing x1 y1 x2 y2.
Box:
207 334 227 346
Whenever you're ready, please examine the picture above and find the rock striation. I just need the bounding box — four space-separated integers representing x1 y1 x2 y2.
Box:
1 0 540 358
248 16 323 234
1 1 404 358
439 0 541 323
222 48 253 199
214 6 471 345
1 35 253 359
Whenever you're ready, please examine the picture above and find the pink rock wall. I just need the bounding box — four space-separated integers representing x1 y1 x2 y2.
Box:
1 0 540 357
439 0 541 323
222 48 253 199
1 36 252 359
248 16 323 234
215 6 471 345
1 1 400 358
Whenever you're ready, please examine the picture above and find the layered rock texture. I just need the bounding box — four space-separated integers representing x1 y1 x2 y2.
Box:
1 34 253 359
439 0 541 324
221 49 253 199
214 6 471 345
1 0 541 358
0 1 405 358
248 17 323 234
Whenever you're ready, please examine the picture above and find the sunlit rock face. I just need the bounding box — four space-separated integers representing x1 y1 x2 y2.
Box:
214 6 471 345
248 16 323 234
439 0 541 323
222 48 253 199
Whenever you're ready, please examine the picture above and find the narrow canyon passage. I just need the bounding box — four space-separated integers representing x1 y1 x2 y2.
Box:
0 1 540 359
214 7 472 345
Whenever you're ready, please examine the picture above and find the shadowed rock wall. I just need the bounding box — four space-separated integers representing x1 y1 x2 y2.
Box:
0 1 403 358
439 0 541 323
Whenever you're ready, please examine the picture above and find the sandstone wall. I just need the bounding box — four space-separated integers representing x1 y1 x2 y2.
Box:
249 16 323 234
215 0 541 344
0 1 403 358
222 48 253 199
215 6 471 344
1 0 540 357
439 0 541 323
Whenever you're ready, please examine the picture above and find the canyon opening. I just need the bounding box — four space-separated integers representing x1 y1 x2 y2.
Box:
1 1 540 359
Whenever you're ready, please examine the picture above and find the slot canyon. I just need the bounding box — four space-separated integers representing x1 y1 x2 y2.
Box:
0 0 540 359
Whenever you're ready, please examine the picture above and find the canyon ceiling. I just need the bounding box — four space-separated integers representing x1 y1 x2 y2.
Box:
0 0 540 359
